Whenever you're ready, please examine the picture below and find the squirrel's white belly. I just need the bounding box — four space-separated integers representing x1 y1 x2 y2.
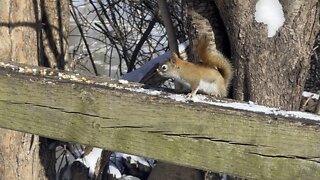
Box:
198 80 219 94
175 78 218 95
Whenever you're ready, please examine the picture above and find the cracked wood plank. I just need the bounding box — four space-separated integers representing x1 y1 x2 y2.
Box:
0 62 320 179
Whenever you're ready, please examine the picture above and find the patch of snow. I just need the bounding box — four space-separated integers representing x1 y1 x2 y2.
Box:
107 152 155 179
284 111 320 120
109 153 125 172
130 88 162 96
108 163 122 179
77 148 103 178
189 95 320 121
255 0 285 37
168 94 187 102
165 94 320 121
32 68 38 75
115 152 153 167
303 91 320 100
124 86 320 121
18 67 25 73
119 175 141 180
118 79 129 84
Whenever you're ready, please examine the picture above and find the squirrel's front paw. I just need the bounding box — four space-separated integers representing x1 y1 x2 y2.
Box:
209 92 221 98
186 93 193 99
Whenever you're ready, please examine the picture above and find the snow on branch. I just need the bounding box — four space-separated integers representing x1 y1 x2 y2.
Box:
255 0 285 37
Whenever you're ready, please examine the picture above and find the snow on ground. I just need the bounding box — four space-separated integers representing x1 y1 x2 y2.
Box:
118 79 129 84
115 152 155 167
255 0 285 37
77 148 103 178
108 163 122 179
107 152 155 179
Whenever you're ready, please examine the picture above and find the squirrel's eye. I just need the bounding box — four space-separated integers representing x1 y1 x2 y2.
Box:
161 64 168 71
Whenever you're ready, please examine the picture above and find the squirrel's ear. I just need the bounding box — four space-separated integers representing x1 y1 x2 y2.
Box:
171 52 179 63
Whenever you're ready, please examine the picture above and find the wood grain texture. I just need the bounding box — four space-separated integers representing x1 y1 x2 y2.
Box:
0 63 320 179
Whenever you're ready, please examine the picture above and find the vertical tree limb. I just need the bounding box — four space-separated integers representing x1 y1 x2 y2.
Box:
127 17 157 72
70 0 98 76
157 0 179 54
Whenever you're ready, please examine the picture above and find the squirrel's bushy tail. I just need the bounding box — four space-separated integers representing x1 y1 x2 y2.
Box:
196 35 233 87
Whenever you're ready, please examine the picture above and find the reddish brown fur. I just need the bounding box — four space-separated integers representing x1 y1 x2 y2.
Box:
157 36 232 97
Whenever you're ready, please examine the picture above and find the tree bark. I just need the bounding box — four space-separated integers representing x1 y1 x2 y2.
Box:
0 0 69 179
40 0 69 69
215 0 319 110
0 133 46 179
184 0 230 62
157 0 179 54
0 0 39 65
0 0 46 179
182 0 319 178
305 32 320 92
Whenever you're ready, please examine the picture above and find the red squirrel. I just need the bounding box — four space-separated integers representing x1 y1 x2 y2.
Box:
157 36 232 97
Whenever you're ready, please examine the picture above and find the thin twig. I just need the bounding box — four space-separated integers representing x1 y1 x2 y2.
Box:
70 0 99 76
127 17 157 72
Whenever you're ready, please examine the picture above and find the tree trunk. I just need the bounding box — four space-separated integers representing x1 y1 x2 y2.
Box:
0 133 46 179
0 0 39 65
184 0 230 62
40 0 69 69
157 0 179 54
214 0 319 110
0 0 69 179
182 0 319 178
305 32 320 93
0 1 46 179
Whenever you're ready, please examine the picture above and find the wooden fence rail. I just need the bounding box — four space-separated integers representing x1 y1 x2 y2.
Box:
0 62 320 179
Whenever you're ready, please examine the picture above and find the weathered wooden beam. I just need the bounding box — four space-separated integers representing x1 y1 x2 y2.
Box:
0 62 320 179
